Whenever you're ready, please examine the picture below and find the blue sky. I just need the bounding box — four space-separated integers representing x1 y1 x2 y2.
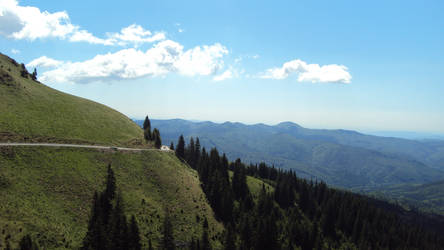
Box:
1 0 444 133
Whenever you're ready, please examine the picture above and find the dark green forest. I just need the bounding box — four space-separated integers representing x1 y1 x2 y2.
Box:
175 135 444 250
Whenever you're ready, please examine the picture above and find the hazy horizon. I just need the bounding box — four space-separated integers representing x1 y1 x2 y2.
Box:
134 117 444 140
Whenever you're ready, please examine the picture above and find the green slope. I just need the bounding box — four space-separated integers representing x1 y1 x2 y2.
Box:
0 54 224 249
0 147 224 249
0 53 143 146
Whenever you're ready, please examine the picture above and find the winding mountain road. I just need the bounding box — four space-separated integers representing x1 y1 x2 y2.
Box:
0 143 169 152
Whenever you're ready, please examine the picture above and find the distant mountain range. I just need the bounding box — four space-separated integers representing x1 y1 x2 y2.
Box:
136 119 444 190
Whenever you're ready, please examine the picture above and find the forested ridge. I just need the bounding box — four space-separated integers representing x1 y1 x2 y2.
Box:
175 135 444 250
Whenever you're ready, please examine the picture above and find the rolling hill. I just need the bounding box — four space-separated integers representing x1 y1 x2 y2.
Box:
0 53 231 249
0 53 143 146
145 119 444 190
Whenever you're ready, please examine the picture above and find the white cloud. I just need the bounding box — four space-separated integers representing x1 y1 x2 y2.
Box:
0 0 164 46
10 48 19 54
106 24 165 46
0 0 75 40
69 30 112 45
262 59 351 83
37 40 229 84
26 56 63 68
175 43 228 76
213 70 233 81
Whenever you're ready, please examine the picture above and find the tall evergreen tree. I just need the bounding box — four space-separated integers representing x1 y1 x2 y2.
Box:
19 234 39 250
153 128 162 149
170 142 175 151
129 215 142 250
105 164 116 202
201 218 211 250
31 68 37 81
188 137 195 166
162 213 175 250
20 63 28 78
176 135 185 159
143 115 152 141
194 138 201 166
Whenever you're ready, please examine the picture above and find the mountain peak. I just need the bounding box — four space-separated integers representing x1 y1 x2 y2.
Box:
276 121 302 129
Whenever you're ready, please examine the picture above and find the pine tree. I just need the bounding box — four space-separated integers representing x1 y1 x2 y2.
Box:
162 213 175 250
105 164 116 202
176 135 185 159
19 234 39 250
194 138 201 166
170 142 175 151
20 63 28 78
129 215 142 250
31 68 37 81
143 116 152 141
143 115 151 131
82 191 106 250
201 218 211 250
153 128 162 149
188 137 195 166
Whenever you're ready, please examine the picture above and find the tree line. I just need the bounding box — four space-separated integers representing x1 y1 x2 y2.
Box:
172 135 444 250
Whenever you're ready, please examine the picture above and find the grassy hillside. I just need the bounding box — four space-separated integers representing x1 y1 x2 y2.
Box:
147 119 444 190
0 146 224 249
0 53 143 146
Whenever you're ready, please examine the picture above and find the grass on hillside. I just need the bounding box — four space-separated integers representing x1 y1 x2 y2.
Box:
228 171 274 200
0 53 144 146
0 147 223 249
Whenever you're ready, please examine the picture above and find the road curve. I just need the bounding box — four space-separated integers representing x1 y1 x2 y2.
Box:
0 142 164 152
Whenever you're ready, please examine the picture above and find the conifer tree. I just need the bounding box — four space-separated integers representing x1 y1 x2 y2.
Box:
153 128 162 149
201 218 211 250
188 137 195 166
162 213 175 250
20 63 28 78
19 234 39 250
170 142 175 151
194 138 201 165
31 68 37 81
143 116 152 141
129 215 142 250
176 135 185 159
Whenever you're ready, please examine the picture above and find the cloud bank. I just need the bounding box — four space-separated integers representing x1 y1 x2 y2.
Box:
0 0 164 46
262 59 351 83
36 40 228 83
